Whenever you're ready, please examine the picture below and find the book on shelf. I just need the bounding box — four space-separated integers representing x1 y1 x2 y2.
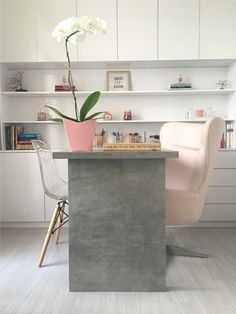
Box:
16 142 34 150
5 126 41 150
103 142 161 151
18 133 41 141
168 83 192 89
54 85 76 92
220 121 234 149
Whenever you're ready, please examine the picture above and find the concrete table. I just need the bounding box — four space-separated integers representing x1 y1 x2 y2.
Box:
53 150 178 292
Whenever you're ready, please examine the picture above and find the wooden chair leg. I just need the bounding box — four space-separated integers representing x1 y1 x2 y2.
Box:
55 203 65 244
38 203 61 267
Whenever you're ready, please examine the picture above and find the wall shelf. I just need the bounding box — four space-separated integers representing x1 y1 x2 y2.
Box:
1 89 235 97
2 121 61 124
3 118 234 125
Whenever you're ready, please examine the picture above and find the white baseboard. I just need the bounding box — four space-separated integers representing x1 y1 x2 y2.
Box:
1 221 236 229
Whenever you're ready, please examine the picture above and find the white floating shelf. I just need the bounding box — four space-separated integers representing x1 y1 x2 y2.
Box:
1 89 235 97
98 118 235 123
2 121 61 124
2 118 234 125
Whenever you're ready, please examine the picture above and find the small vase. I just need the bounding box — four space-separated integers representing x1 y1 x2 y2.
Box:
64 119 97 151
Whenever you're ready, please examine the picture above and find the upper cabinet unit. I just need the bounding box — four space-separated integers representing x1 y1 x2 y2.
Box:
200 0 236 59
1 0 37 62
76 0 117 61
35 0 77 62
117 0 158 61
158 0 199 60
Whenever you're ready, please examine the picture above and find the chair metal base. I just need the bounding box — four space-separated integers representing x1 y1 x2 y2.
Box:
166 244 208 258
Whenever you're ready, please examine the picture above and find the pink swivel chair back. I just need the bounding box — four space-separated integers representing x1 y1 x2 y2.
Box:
160 117 224 225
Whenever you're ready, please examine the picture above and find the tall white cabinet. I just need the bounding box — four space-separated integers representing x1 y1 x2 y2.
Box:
1 0 36 62
200 0 236 59
158 0 199 60
76 0 117 61
117 0 158 61
36 0 77 62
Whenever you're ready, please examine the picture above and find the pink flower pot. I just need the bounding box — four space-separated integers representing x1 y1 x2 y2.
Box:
64 119 97 151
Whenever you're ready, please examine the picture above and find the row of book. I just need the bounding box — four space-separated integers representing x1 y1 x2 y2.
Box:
5 126 41 150
220 121 234 149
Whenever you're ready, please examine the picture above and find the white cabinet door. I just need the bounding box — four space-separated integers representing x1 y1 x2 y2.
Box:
0 153 44 222
76 0 117 61
158 0 199 60
200 0 236 59
1 0 36 62
118 0 157 61
36 0 77 62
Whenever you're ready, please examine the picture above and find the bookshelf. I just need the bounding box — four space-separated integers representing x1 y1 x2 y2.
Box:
1 61 236 225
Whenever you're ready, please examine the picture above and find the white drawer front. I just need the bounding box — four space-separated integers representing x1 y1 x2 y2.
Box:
215 151 236 169
209 169 236 186
206 187 236 203
201 204 236 221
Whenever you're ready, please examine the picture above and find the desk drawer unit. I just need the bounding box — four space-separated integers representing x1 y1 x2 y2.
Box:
201 151 236 221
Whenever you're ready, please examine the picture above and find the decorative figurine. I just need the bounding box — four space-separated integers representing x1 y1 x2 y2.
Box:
123 110 132 120
8 71 28 92
178 74 183 83
55 74 76 91
216 80 230 89
37 110 47 121
169 73 192 89
103 112 112 120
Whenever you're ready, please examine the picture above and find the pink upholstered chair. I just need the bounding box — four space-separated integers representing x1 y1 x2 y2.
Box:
160 117 224 257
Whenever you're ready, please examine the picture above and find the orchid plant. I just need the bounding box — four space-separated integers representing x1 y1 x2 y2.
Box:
46 16 107 122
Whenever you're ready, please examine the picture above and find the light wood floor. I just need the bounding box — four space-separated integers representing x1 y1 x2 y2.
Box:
1 227 236 314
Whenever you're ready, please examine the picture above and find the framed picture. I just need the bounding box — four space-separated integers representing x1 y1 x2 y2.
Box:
107 71 131 91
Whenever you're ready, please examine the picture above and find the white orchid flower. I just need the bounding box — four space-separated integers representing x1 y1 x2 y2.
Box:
52 16 106 43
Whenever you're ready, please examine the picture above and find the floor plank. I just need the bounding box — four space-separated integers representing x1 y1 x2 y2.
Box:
0 227 236 314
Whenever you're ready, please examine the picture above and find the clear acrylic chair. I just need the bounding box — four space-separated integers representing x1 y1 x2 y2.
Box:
32 140 68 267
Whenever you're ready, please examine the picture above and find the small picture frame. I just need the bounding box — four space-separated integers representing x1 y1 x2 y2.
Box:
107 71 131 91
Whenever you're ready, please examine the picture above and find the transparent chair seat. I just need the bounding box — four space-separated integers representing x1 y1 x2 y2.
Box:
32 140 68 201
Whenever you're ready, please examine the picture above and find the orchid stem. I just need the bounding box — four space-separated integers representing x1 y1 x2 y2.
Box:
65 32 79 121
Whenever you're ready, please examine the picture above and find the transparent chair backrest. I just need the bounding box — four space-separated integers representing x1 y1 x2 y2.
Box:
32 140 66 199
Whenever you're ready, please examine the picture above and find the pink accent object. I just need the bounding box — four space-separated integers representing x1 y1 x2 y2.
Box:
195 109 204 117
160 117 224 226
64 119 97 151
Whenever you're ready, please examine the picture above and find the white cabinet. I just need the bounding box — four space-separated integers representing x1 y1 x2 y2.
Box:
202 151 236 222
36 0 77 62
0 0 36 62
158 0 199 60
200 0 236 59
118 0 157 61
77 0 117 61
0 152 44 222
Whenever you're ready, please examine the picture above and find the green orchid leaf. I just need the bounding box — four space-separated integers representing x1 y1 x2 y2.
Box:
80 91 101 121
84 111 106 121
45 105 79 122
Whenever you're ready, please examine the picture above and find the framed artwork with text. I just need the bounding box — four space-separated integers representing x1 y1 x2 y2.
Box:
107 71 131 91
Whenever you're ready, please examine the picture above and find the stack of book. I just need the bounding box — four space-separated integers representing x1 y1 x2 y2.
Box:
54 85 76 92
103 142 161 151
220 121 234 149
5 126 41 150
169 83 192 89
